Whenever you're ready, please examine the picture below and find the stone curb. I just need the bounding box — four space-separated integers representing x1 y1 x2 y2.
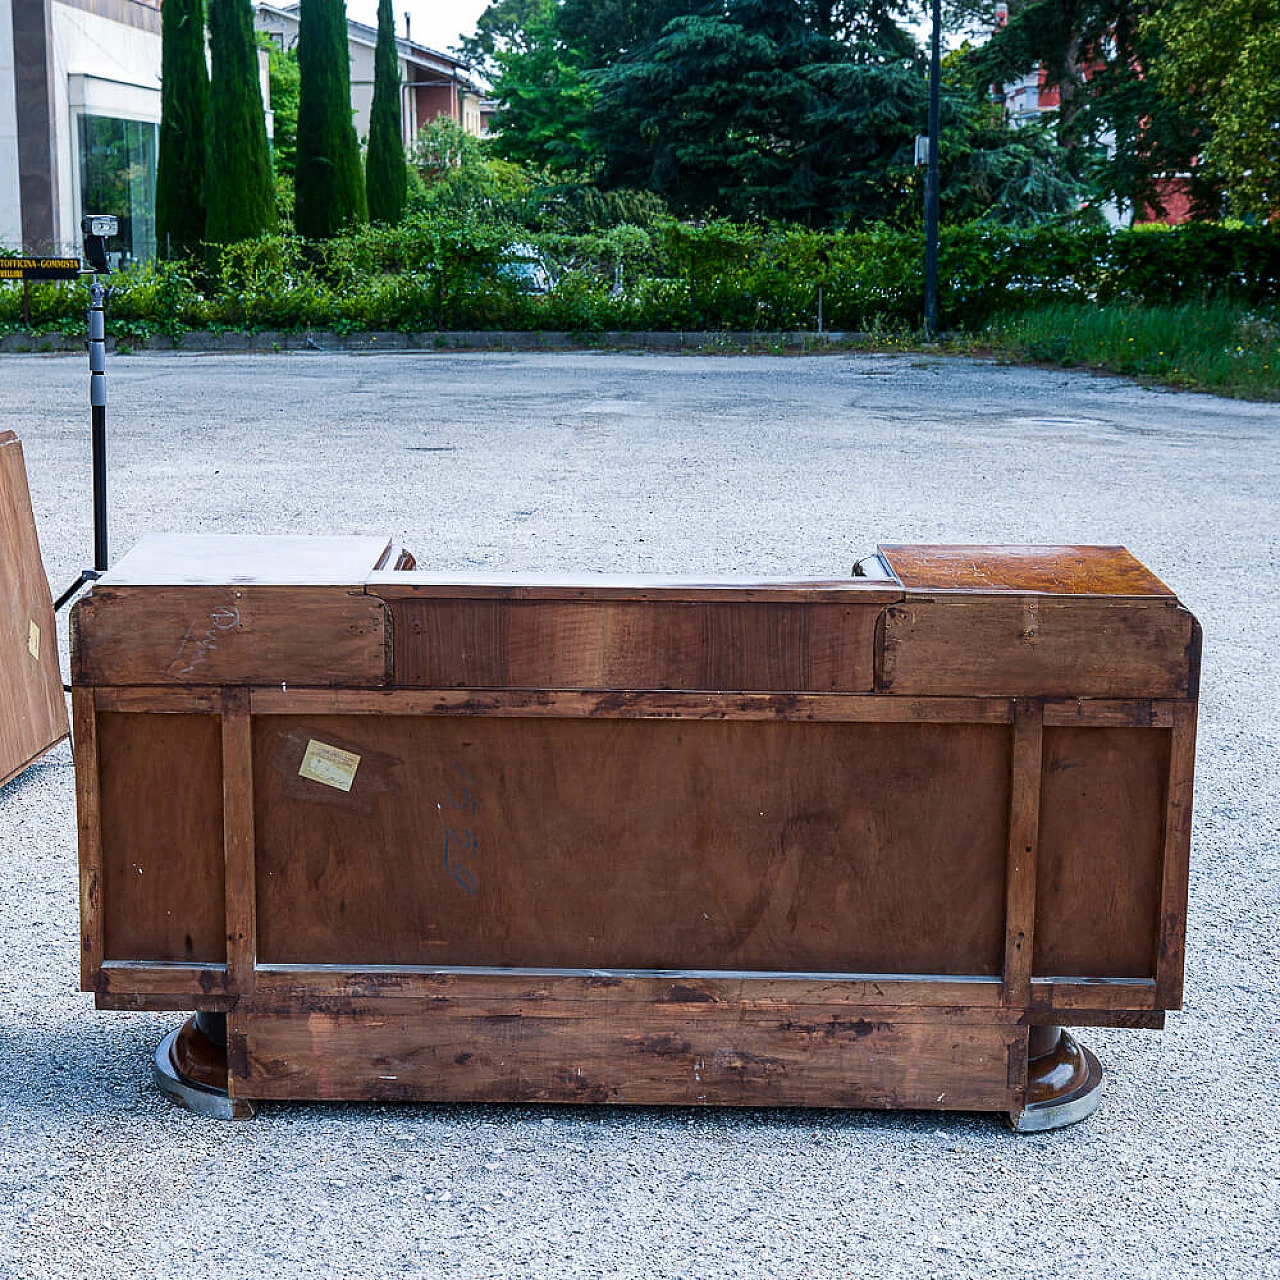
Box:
0 329 868 355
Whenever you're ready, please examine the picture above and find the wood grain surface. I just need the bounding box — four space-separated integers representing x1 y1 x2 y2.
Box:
0 431 68 787
249 688 1016 723
72 587 392 687
252 715 1011 975
1034 726 1170 978
879 545 1175 596
390 599 882 692
97 711 227 964
74 543 1201 1104
879 597 1197 698
229 1003 1024 1110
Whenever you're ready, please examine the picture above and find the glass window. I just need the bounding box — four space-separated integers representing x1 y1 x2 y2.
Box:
76 115 157 265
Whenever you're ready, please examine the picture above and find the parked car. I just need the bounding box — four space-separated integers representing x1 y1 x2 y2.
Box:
499 243 552 294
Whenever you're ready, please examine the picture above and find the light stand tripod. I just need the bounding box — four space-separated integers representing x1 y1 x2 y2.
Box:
54 215 116 611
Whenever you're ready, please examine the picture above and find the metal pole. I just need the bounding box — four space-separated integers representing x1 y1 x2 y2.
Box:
923 0 942 340
88 277 108 571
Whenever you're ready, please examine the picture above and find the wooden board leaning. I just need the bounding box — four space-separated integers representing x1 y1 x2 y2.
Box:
71 537 1200 1129
0 431 69 789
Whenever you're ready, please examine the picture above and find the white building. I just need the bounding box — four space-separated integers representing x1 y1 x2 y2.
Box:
2 0 485 263
1 0 162 258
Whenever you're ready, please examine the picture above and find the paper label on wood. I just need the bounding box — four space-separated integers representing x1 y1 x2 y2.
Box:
299 740 361 792
27 619 39 661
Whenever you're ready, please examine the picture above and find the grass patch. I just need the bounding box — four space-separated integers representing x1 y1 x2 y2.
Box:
980 301 1280 400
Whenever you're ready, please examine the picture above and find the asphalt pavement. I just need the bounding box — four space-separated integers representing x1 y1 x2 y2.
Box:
1 350 1277 1278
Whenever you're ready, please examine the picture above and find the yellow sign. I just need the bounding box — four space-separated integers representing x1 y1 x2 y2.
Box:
0 258 81 280
299 739 361 793
27 620 39 661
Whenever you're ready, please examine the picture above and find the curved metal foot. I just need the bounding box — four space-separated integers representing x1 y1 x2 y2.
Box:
1011 1026 1104 1133
153 1013 255 1120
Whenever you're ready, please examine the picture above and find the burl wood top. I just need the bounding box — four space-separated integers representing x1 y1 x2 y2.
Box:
879 545 1176 596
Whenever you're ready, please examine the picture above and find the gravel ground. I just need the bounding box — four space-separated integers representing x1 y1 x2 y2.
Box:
0 350 1277 1279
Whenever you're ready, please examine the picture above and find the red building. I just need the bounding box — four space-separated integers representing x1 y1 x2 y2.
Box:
991 3 1193 225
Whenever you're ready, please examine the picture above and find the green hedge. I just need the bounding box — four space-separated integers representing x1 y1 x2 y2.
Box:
3 218 1277 336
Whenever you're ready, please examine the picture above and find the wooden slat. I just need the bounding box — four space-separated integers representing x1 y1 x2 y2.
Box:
880 597 1197 698
1026 1010 1166 1030
388 599 882 693
95 960 229 997
369 575 902 604
222 689 257 995
229 1004 1021 1110
95 687 222 714
1156 701 1198 1008
1029 978 1158 1011
878 545 1176 596
72 586 391 687
94 992 239 1013
0 431 68 787
1002 701 1043 1007
251 966 1006 1008
248 688 1015 723
73 688 103 992
1043 699 1176 728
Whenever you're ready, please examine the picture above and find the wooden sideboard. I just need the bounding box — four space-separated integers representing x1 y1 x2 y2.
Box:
71 537 1199 1129
0 431 68 788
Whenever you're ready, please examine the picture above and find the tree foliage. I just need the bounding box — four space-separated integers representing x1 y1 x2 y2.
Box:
410 116 532 215
263 36 300 180
366 0 407 224
1144 0 1280 218
156 0 209 257
205 0 278 244
469 0 1080 226
594 1 923 224
295 0 367 238
457 0 560 75
467 0 1269 227
484 0 600 173
967 0 1213 219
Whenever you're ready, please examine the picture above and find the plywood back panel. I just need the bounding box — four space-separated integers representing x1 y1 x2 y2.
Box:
0 431 68 786
253 716 1011 974
1034 726 1169 978
390 600 881 692
98 712 226 963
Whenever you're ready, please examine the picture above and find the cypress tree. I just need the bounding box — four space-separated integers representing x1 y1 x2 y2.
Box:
295 0 367 238
365 0 406 224
156 0 209 258
205 0 278 243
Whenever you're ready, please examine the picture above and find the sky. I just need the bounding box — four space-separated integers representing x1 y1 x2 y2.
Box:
343 1 491 57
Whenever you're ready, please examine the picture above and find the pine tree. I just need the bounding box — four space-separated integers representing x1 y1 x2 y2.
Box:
205 0 278 243
594 0 923 223
295 0 367 238
365 0 406 224
156 0 209 257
